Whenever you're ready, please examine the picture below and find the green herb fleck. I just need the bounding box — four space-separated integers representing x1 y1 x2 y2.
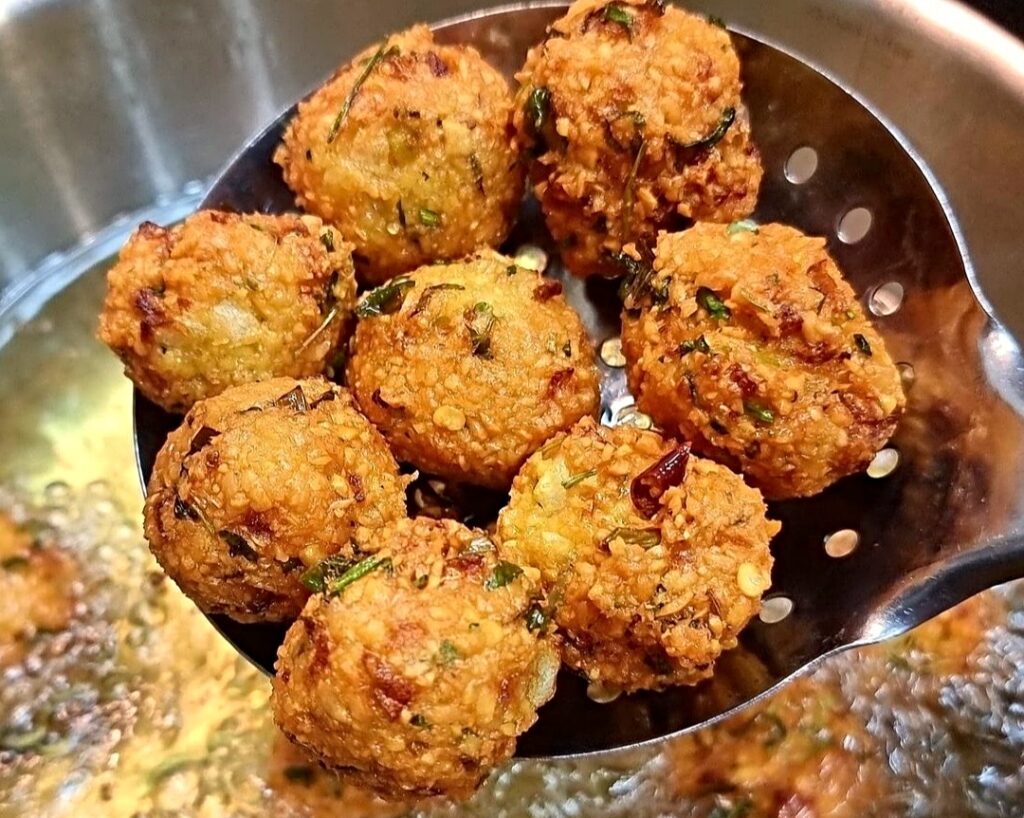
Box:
356 277 415 318
2 555 29 571
437 640 460 666
486 561 524 590
603 3 634 35
301 554 357 593
681 106 736 150
562 468 597 489
854 333 873 356
220 530 258 563
465 302 496 358
727 219 759 235
562 339 572 357
413 573 429 589
696 287 731 320
418 208 441 229
753 711 787 747
743 399 775 426
410 714 430 728
603 527 661 548
327 554 391 595
320 230 335 251
506 264 518 276
679 335 711 356
526 86 551 135
327 39 393 143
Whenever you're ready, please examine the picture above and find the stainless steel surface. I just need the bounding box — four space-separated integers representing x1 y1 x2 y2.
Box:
2 0 1023 339
130 4 1024 758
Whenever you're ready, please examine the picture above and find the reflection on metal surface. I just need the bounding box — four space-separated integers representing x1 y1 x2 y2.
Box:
131 6 1024 757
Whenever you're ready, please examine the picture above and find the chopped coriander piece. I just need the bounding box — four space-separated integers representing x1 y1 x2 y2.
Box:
465 302 496 358
410 714 430 728
506 264 518 276
696 287 731 320
413 573 429 590
562 468 597 489
744 399 775 426
356 277 415 318
679 334 711 356
418 208 441 228
604 527 662 548
437 640 460 665
326 554 391 595
854 333 873 356
681 106 736 150
526 86 551 135
469 153 485 194
320 231 335 251
220 530 258 563
603 3 634 35
301 554 357 593
486 561 523 590
327 39 393 143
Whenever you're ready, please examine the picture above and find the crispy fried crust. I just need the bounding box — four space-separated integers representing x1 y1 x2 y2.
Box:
620 222 906 499
497 417 778 692
513 0 762 276
346 250 601 488
272 517 559 798
275 25 524 284
143 378 409 622
98 210 356 413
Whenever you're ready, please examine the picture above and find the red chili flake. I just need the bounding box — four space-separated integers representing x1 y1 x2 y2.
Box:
533 280 563 302
425 51 449 77
547 367 575 397
630 443 691 518
728 365 759 398
347 472 366 503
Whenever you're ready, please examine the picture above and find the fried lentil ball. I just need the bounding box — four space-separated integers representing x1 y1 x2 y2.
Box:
0 515 77 667
620 222 907 499
272 516 560 798
346 250 601 489
496 417 778 692
143 377 410 623
512 0 762 277
274 25 524 285
98 210 356 413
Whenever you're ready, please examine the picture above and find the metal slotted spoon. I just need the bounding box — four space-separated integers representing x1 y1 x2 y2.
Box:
133 2 1024 758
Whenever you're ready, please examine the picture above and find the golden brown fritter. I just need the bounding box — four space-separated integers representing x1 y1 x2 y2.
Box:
496 417 778 692
0 515 77 667
275 25 524 285
143 377 409 623
621 222 906 499
513 0 761 277
98 210 356 413
272 517 559 799
346 251 600 489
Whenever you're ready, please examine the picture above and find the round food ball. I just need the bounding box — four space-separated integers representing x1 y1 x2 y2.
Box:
143 377 409 623
98 210 356 413
272 516 559 798
620 222 907 499
496 417 778 692
513 0 762 277
274 25 524 285
346 251 601 489
0 515 77 668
